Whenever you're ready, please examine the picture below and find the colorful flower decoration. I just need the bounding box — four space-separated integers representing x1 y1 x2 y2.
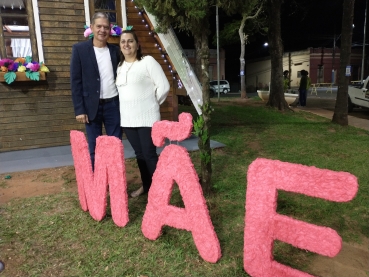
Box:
84 24 133 39
0 56 49 84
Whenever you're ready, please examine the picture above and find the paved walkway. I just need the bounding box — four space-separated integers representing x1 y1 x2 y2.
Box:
249 88 368 131
0 136 225 174
294 106 369 131
1 89 367 174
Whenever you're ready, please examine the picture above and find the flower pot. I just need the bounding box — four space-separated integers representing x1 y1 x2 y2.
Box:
0 71 46 83
108 37 120 44
257 90 298 105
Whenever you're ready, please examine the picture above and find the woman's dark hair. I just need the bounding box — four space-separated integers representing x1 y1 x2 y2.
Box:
118 30 143 66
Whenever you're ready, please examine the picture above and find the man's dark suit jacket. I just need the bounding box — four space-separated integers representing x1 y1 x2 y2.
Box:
70 39 120 121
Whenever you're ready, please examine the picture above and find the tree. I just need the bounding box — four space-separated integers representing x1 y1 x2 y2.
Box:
265 0 289 110
136 0 215 194
238 6 263 99
332 0 355 125
218 0 264 99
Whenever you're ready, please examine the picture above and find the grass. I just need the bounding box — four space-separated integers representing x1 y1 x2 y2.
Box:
1 97 368 276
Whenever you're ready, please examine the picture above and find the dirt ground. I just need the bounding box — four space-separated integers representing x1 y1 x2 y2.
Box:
1 162 368 277
0 159 140 204
0 98 368 276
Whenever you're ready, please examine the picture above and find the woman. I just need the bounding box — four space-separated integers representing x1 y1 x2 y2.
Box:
116 30 170 198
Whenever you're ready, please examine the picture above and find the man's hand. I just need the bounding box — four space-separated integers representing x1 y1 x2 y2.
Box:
76 114 89 124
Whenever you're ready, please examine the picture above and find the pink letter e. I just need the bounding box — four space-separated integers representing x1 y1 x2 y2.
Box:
244 158 358 277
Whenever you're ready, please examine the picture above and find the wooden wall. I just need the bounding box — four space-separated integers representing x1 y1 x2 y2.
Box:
0 0 178 153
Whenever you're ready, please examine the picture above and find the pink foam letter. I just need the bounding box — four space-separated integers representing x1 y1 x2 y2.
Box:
70 130 129 227
141 145 221 263
151 112 193 147
244 158 358 277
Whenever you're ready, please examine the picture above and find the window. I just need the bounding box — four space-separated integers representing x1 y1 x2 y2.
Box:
317 65 324 83
0 0 43 62
89 0 122 26
0 0 35 59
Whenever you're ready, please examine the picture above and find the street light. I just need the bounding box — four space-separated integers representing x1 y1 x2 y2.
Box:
361 0 367 82
216 5 220 102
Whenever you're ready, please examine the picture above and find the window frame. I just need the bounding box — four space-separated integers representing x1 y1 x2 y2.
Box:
0 0 44 62
84 0 126 28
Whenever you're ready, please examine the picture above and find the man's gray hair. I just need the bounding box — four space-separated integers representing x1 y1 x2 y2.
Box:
91 12 110 25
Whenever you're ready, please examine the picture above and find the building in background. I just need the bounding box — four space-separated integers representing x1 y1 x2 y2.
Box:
245 47 364 92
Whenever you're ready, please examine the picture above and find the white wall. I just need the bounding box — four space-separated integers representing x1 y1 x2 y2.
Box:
245 58 271 90
246 49 310 91
283 50 310 87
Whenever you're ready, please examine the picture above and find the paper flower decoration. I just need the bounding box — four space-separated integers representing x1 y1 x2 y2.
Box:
84 24 133 39
0 56 49 84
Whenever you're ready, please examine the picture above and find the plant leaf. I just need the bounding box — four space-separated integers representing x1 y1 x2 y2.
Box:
4 72 16 84
25 56 32 63
25 71 40 81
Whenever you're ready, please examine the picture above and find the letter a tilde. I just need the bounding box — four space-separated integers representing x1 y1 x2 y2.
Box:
141 144 221 263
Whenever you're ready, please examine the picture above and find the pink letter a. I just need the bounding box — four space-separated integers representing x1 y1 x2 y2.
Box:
142 113 221 263
70 130 128 227
142 145 221 263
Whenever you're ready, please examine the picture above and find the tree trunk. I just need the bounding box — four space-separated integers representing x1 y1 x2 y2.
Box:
332 0 355 125
194 29 212 195
195 39 202 82
265 0 289 110
239 15 247 99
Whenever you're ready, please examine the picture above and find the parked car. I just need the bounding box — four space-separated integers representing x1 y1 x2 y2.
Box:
348 76 369 112
210 80 230 94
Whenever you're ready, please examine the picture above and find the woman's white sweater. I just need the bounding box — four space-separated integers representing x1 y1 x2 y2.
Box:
116 55 170 127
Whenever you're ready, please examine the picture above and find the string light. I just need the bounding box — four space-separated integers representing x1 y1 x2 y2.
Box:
131 0 183 88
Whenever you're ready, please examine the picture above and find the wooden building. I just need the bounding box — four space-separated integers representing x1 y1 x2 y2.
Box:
0 0 188 153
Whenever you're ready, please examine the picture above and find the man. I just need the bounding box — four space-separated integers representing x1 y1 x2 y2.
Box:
298 70 308 107
283 70 290 92
70 12 122 169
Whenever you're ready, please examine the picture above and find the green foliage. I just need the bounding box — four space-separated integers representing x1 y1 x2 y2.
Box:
4 72 16 84
216 0 267 47
136 0 214 34
193 114 204 136
25 56 32 63
193 103 213 165
25 71 40 81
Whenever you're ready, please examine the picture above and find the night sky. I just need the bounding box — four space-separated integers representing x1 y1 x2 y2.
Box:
176 0 367 83
224 0 367 82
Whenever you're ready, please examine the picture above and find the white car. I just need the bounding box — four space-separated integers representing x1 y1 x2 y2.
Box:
209 80 230 94
348 76 369 112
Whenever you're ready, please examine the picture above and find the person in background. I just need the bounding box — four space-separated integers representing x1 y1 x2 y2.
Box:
70 12 122 170
298 70 308 107
306 71 311 92
116 30 170 198
283 70 290 92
